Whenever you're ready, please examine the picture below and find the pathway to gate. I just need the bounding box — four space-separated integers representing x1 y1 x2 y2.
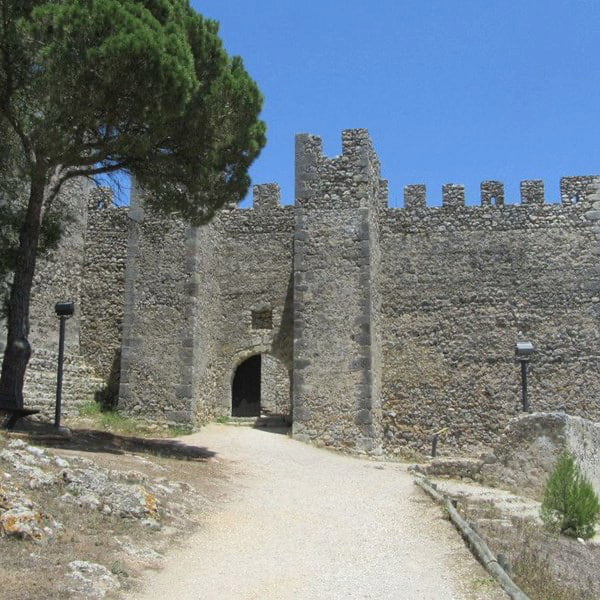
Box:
129 424 505 600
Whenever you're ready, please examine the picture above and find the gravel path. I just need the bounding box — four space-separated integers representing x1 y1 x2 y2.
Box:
129 424 506 600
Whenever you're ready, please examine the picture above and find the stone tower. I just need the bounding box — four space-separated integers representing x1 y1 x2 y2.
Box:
292 130 386 453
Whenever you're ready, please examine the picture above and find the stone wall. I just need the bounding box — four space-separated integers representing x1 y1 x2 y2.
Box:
0 178 107 412
118 183 295 424
25 178 90 355
205 184 294 420
4 129 599 458
379 178 600 454
118 186 196 423
80 188 129 405
261 354 291 417
481 412 600 499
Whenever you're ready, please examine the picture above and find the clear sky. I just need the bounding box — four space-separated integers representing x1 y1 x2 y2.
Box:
108 1 599 207
187 0 599 207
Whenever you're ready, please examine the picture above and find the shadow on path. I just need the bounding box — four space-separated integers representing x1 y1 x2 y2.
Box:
7 423 216 461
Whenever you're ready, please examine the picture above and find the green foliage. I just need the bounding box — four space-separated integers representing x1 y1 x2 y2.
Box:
541 451 600 539
98 408 141 434
0 0 265 223
78 400 102 417
0 0 265 402
166 423 192 436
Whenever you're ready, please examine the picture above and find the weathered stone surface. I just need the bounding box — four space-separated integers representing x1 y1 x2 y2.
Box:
0 506 45 540
67 560 120 599
2 130 600 455
481 412 600 498
62 467 159 518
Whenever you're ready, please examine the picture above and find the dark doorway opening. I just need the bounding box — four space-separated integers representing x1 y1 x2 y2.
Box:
232 355 261 417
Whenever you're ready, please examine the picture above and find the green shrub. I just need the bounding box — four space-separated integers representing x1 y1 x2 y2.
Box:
541 451 600 539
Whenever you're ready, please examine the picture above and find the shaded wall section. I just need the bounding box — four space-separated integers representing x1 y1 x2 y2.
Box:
80 188 129 406
206 184 294 418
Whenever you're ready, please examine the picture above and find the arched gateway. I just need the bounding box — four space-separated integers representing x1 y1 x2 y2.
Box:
231 354 291 421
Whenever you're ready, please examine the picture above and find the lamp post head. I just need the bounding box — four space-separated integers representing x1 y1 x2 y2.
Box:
55 301 75 318
515 341 534 358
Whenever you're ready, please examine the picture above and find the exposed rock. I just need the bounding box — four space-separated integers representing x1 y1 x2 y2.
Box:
140 518 161 531
65 467 160 518
115 537 164 568
481 412 600 498
0 507 45 540
54 456 70 469
67 560 120 599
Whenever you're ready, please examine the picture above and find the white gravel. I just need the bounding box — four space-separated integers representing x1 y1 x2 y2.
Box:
129 425 506 600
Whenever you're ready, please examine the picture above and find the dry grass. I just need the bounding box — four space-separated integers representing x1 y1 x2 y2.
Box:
457 500 600 600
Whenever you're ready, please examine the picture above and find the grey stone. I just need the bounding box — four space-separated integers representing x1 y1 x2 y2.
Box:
2 129 600 457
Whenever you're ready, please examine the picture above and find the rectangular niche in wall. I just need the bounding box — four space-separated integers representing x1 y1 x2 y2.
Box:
251 307 273 329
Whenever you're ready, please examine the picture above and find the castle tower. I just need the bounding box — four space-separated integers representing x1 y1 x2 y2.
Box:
292 129 386 453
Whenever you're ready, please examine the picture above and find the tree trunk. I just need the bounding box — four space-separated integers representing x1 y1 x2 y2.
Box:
0 174 45 408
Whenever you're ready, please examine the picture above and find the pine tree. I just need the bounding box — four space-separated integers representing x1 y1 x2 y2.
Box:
0 0 266 407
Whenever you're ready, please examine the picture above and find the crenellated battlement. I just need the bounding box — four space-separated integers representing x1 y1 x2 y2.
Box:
402 175 600 210
252 183 281 210
295 129 385 209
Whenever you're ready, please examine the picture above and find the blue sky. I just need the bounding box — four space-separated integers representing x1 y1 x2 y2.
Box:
193 0 599 207
110 1 600 207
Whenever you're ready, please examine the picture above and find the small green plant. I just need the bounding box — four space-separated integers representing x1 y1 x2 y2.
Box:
216 415 230 424
99 409 140 434
166 424 192 437
541 451 600 539
78 400 102 417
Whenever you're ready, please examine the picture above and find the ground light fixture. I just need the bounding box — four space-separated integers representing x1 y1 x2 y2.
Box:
515 341 535 413
54 301 75 428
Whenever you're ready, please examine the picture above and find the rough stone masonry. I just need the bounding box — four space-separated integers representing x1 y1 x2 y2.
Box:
2 129 600 455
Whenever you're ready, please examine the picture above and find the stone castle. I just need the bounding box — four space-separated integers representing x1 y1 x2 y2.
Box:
2 129 600 455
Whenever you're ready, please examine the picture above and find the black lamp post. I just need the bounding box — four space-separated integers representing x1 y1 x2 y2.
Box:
515 341 534 413
55 301 75 428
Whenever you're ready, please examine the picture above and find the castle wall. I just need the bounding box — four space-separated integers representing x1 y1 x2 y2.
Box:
261 354 292 416
3 129 598 457
118 188 198 422
188 223 220 423
116 183 295 425
0 178 108 415
26 178 90 355
379 179 600 454
207 185 294 418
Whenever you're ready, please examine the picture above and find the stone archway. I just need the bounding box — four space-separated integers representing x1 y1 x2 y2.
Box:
229 352 291 421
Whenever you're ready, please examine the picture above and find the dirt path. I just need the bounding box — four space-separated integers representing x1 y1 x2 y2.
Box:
128 424 505 600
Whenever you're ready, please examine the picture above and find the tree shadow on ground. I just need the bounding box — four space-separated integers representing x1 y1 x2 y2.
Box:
7 422 216 461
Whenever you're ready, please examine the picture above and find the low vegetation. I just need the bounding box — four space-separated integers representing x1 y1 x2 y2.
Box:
540 452 600 539
455 494 600 600
76 401 193 438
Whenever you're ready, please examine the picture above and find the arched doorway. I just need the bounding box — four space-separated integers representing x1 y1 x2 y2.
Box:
230 353 292 421
232 355 261 417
